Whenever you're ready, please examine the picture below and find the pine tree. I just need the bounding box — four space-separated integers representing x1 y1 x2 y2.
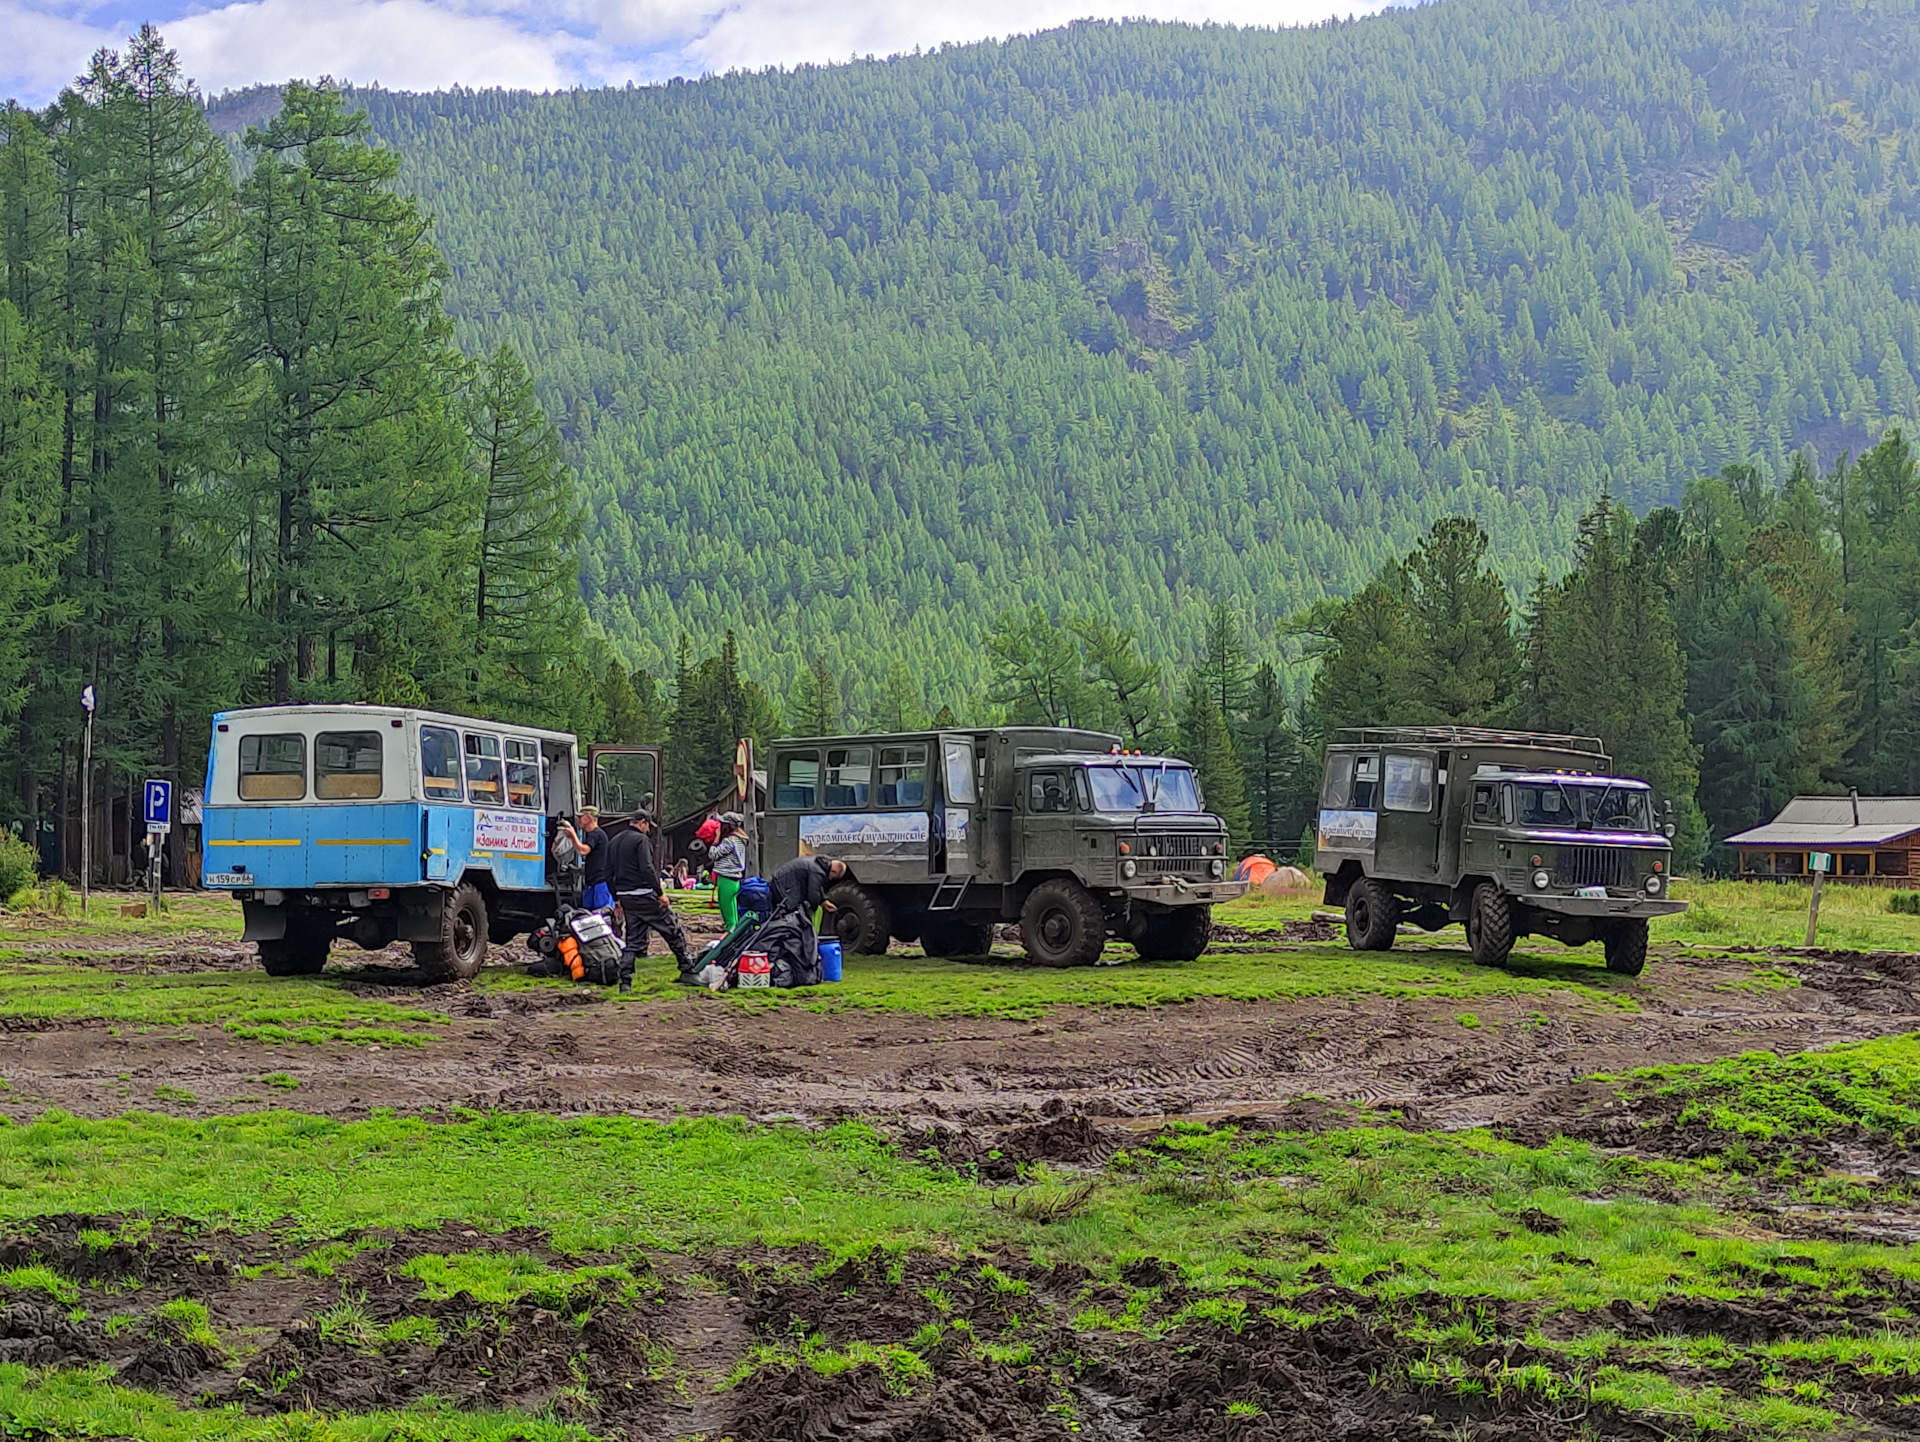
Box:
1177 671 1250 848
1066 612 1166 749
232 80 470 704
1690 575 1817 846
1300 569 1416 738
1194 600 1252 725
1401 517 1522 724
986 605 1097 727
466 343 584 715
1240 662 1312 854
0 302 60 761
874 660 929 732
791 655 841 734
597 661 662 744
1528 497 1704 864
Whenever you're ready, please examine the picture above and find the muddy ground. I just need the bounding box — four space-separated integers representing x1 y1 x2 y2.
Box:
6 1211 1918 1442
2 933 1916 1144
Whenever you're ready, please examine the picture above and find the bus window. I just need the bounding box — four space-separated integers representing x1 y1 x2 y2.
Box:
878 743 927 806
465 734 505 806
315 731 383 799
421 726 462 800
824 746 872 807
505 738 542 810
239 734 305 800
774 753 819 809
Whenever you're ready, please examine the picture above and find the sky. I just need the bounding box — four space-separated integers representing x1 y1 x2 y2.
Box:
3 0 1393 105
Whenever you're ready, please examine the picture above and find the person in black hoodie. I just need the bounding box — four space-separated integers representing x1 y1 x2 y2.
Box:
608 814 692 988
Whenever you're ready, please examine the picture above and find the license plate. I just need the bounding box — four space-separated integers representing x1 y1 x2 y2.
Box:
205 873 250 887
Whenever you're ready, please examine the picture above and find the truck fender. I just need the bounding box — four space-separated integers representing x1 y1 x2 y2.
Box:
1322 861 1364 908
240 900 286 942
1450 878 1495 923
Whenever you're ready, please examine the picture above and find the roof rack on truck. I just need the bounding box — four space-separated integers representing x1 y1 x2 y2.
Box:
1334 726 1606 754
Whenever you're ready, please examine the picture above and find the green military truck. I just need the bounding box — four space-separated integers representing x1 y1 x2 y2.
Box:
1315 727 1685 975
758 727 1247 967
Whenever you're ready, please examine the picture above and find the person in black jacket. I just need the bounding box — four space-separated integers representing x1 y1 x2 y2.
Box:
608 814 691 988
770 854 845 916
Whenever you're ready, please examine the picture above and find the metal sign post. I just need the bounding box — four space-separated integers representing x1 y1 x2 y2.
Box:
735 738 757 874
1806 851 1832 947
79 686 95 917
143 780 173 915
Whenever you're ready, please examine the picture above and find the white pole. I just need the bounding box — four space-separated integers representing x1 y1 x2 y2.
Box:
80 708 93 917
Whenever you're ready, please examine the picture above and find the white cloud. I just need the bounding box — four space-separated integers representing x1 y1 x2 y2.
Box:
3 0 1393 106
166 0 570 93
0 4 123 104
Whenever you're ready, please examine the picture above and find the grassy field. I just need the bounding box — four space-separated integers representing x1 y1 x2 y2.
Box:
0 879 1916 1437
0 1045 1915 1438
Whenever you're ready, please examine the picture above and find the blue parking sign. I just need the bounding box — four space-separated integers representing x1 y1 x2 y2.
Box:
143 779 172 828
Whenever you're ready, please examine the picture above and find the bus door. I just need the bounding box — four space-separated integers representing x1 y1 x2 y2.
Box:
586 745 664 818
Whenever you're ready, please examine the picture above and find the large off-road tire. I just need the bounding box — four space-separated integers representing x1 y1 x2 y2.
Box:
1467 883 1514 969
1344 877 1399 952
412 882 490 981
1135 905 1212 962
920 916 996 958
827 882 893 956
1603 918 1650 977
1020 879 1109 968
257 911 331 976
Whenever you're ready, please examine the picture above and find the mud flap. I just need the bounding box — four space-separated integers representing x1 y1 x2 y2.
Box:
240 901 287 942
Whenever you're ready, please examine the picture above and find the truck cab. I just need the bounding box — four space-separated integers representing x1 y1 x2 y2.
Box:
759 728 1246 967
1316 726 1685 976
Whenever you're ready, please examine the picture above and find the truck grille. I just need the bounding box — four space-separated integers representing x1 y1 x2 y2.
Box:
1134 835 1214 877
1554 846 1637 890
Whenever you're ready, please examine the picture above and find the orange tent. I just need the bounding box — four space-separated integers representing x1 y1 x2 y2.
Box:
1235 855 1277 886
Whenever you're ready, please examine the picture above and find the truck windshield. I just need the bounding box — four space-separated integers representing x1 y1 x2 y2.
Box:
1514 783 1652 832
1085 765 1203 813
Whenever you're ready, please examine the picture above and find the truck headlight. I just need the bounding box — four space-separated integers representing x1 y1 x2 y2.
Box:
1644 874 1663 896
1532 870 1550 890
1210 858 1226 878
1121 859 1137 879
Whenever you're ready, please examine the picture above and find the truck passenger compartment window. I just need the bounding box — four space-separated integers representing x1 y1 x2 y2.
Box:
1073 770 1093 811
824 747 872 807
944 741 977 804
238 734 306 800
421 726 462 800
464 733 505 806
775 754 819 809
1471 785 1498 823
1321 755 1354 808
1349 756 1380 811
878 745 927 807
505 738 542 811
314 731 382 799
1382 755 1434 812
1029 773 1069 813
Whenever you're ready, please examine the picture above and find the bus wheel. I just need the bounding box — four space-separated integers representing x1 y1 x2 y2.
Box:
827 882 892 956
414 883 490 981
920 916 995 958
258 912 330 976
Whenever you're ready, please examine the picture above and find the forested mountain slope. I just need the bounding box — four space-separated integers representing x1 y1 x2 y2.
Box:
210 0 1920 708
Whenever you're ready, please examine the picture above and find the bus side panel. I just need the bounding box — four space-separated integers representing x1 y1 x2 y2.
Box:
457 806 546 893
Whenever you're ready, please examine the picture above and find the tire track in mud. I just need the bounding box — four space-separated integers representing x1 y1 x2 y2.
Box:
2 941 1918 1131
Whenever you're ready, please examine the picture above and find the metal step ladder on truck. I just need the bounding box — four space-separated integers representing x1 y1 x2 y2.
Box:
201 704 660 978
755 726 1247 966
1315 727 1686 976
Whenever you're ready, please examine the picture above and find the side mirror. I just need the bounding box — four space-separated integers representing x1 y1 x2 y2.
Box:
1664 822 1676 839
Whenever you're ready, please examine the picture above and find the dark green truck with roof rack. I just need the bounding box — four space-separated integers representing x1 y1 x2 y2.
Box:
1314 727 1686 975
758 726 1246 967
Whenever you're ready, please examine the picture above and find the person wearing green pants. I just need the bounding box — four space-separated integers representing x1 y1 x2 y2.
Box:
710 813 748 929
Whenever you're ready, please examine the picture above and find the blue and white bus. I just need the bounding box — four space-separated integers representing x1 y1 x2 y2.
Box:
201 704 660 978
